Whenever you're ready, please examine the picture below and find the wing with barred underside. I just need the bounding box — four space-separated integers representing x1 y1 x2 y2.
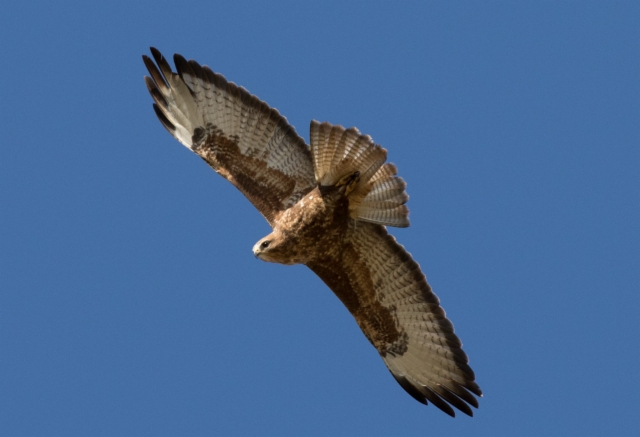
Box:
143 48 316 225
307 221 481 417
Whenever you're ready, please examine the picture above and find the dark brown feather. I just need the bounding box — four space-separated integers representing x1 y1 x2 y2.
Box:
432 384 474 417
150 47 173 84
420 386 456 417
173 54 197 94
144 76 168 110
152 103 175 133
447 381 480 409
389 373 427 405
142 54 169 94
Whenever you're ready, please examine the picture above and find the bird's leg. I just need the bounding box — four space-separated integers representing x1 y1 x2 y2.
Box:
336 171 360 197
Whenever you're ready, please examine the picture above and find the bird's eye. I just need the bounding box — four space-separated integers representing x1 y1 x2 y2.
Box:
260 241 270 249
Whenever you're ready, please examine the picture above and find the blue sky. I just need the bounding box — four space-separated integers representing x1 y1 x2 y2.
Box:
1 1 638 435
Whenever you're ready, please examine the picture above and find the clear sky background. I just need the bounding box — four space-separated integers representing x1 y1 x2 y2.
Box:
1 1 638 436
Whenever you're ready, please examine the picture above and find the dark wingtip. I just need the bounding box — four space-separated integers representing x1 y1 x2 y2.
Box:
143 75 156 92
150 46 162 62
149 47 174 79
173 53 191 78
466 381 483 397
434 384 474 417
143 52 170 95
145 76 169 109
449 381 480 409
390 372 427 405
153 103 175 133
422 386 456 417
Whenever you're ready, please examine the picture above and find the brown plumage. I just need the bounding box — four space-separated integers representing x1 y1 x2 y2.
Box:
143 48 482 417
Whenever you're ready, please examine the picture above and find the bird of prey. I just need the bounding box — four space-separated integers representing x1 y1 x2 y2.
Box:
142 48 481 417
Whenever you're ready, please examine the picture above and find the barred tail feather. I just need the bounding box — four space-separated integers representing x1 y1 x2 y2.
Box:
309 121 410 228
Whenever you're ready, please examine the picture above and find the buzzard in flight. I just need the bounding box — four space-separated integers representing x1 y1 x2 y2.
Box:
143 48 481 417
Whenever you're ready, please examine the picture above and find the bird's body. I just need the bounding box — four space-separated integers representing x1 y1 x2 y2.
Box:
143 48 481 417
254 183 351 265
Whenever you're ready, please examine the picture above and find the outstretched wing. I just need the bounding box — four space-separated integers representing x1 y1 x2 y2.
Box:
307 222 481 417
143 48 316 225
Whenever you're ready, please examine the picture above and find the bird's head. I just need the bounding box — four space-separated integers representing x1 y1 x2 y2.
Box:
252 230 292 264
252 228 312 265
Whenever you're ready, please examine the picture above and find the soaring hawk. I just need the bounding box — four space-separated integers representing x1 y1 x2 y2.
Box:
143 48 481 417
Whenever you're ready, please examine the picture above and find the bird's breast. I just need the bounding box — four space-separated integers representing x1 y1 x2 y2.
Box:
273 186 351 261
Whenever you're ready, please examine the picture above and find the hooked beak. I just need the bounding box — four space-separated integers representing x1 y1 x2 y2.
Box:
252 239 267 260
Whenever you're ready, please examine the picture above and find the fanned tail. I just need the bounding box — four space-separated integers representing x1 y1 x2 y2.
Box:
309 121 410 228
